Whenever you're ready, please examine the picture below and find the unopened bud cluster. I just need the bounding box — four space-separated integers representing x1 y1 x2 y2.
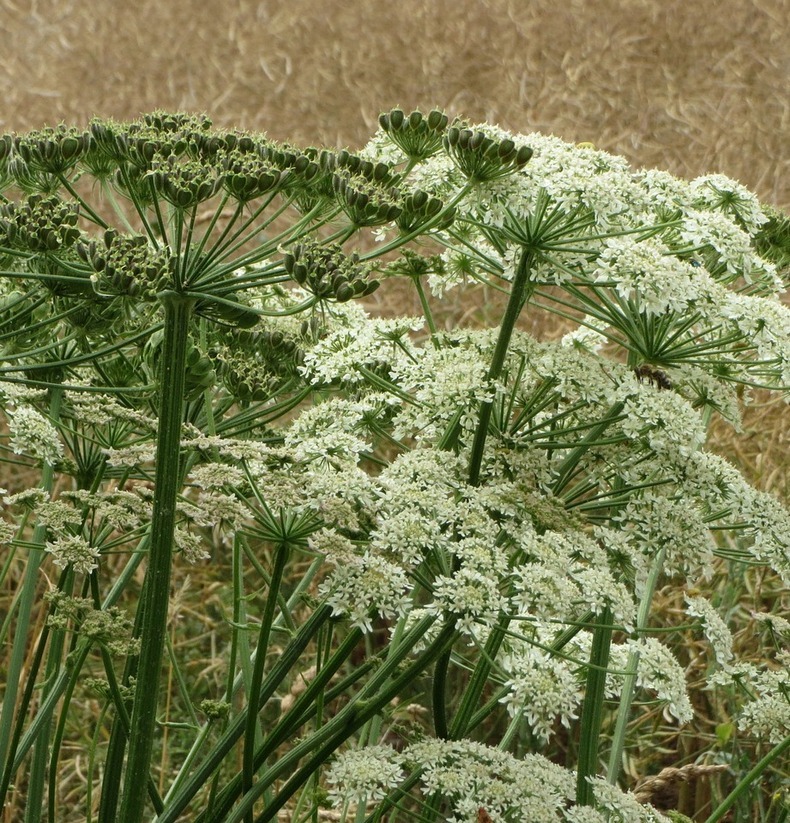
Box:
0 194 80 252
147 154 222 209
78 230 174 299
397 189 455 234
378 108 449 161
444 126 533 182
4 126 90 182
283 242 380 302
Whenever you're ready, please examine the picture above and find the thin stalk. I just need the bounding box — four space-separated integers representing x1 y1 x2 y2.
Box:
448 612 511 739
190 627 365 823
117 291 193 823
412 275 437 336
29 567 73 823
247 621 458 823
704 736 790 823
153 605 334 823
242 542 290 823
432 248 534 741
606 545 668 785
575 606 614 806
467 247 535 487
9 542 148 787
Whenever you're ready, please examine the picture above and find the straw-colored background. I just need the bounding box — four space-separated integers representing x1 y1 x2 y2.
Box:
1 0 788 208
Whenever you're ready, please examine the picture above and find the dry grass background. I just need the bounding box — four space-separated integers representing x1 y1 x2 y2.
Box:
2 0 787 482
1 1 789 819
0 0 788 208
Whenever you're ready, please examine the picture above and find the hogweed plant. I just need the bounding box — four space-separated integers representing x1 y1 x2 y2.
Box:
0 109 789 823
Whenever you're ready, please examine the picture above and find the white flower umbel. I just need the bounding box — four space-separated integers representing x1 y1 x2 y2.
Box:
46 534 100 575
592 236 708 317
301 315 424 387
406 739 575 823
6 404 64 465
390 330 499 443
587 777 667 823
325 745 405 807
319 551 411 633
431 566 506 637
733 650 790 745
499 642 582 742
625 636 693 724
685 594 735 670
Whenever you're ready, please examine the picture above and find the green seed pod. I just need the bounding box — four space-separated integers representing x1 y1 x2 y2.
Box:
412 190 429 210
498 138 515 159
389 109 405 130
427 110 448 131
408 110 423 129
469 131 486 151
516 145 534 165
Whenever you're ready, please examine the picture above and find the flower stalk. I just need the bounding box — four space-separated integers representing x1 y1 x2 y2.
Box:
117 290 193 823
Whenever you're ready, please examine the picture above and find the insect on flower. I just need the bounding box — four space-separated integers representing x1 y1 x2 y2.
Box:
477 808 494 823
634 364 672 390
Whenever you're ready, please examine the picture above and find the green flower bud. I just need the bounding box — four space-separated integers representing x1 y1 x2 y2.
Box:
379 108 447 161
443 125 533 183
427 109 448 131
388 109 405 130
282 242 379 302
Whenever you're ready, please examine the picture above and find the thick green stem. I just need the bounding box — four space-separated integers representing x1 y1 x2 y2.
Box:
575 606 614 807
117 291 193 823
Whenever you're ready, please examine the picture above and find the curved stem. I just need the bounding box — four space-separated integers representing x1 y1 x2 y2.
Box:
117 291 193 823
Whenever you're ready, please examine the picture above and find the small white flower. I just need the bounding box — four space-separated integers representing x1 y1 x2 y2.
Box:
685 594 735 669
46 535 100 575
626 636 693 724
7 405 64 464
325 745 404 806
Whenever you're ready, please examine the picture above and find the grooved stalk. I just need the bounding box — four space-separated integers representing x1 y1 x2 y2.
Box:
118 292 192 823
575 607 613 806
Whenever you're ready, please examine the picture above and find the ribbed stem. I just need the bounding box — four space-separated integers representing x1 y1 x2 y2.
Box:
432 248 534 745
242 542 289 823
575 607 614 806
606 545 667 786
117 291 192 823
